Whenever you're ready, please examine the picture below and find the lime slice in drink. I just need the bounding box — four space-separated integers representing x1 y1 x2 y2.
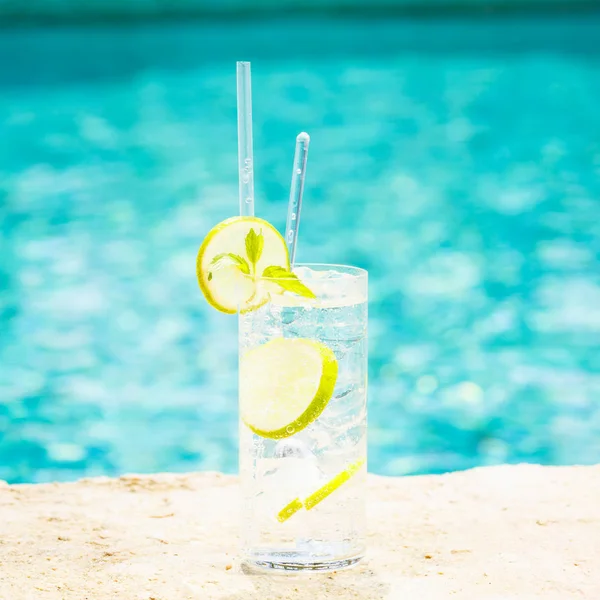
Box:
196 216 290 314
276 497 303 523
304 458 365 511
240 338 338 440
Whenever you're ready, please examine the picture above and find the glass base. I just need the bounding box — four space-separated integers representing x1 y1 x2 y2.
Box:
244 547 364 572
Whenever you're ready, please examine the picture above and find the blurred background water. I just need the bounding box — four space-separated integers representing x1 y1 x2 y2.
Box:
1 4 599 484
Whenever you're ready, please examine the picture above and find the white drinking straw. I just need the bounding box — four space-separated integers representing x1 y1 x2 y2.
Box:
236 62 255 217
285 132 310 267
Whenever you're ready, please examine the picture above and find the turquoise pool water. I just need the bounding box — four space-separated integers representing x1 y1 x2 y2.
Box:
1 16 599 483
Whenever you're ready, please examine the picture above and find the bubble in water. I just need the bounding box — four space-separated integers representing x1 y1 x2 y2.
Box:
274 438 312 459
286 425 295 435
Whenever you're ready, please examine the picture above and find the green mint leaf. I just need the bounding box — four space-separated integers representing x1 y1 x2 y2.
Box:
210 253 251 275
245 228 264 266
262 266 316 299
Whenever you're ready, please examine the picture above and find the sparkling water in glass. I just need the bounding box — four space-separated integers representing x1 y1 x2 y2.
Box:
239 264 368 571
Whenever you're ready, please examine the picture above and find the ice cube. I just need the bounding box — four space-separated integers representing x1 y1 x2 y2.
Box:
274 438 313 459
254 452 324 523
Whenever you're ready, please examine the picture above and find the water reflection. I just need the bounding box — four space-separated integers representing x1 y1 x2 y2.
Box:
1 18 599 483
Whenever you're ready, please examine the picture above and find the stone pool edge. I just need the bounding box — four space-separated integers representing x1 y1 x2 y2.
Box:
1 464 598 599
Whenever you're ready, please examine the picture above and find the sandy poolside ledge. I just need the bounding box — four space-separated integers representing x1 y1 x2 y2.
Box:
1 465 598 600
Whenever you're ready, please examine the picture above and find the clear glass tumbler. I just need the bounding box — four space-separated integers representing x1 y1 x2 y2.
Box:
239 264 368 571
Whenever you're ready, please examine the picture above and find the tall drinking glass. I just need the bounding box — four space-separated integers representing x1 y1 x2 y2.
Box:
239 264 368 571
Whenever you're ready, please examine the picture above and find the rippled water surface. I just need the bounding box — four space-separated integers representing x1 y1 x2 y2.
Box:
1 16 599 483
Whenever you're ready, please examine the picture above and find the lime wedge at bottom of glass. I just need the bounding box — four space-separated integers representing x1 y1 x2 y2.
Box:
276 497 304 523
304 458 366 511
240 338 338 440
274 458 366 523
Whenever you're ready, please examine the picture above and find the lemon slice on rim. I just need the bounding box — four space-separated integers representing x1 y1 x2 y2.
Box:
240 338 338 440
196 216 290 314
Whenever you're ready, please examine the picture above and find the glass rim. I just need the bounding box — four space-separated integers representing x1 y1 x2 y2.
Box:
256 261 367 303
286 262 368 280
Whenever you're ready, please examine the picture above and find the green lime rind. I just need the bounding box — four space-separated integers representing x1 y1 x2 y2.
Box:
304 458 365 511
241 338 338 440
276 497 303 523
